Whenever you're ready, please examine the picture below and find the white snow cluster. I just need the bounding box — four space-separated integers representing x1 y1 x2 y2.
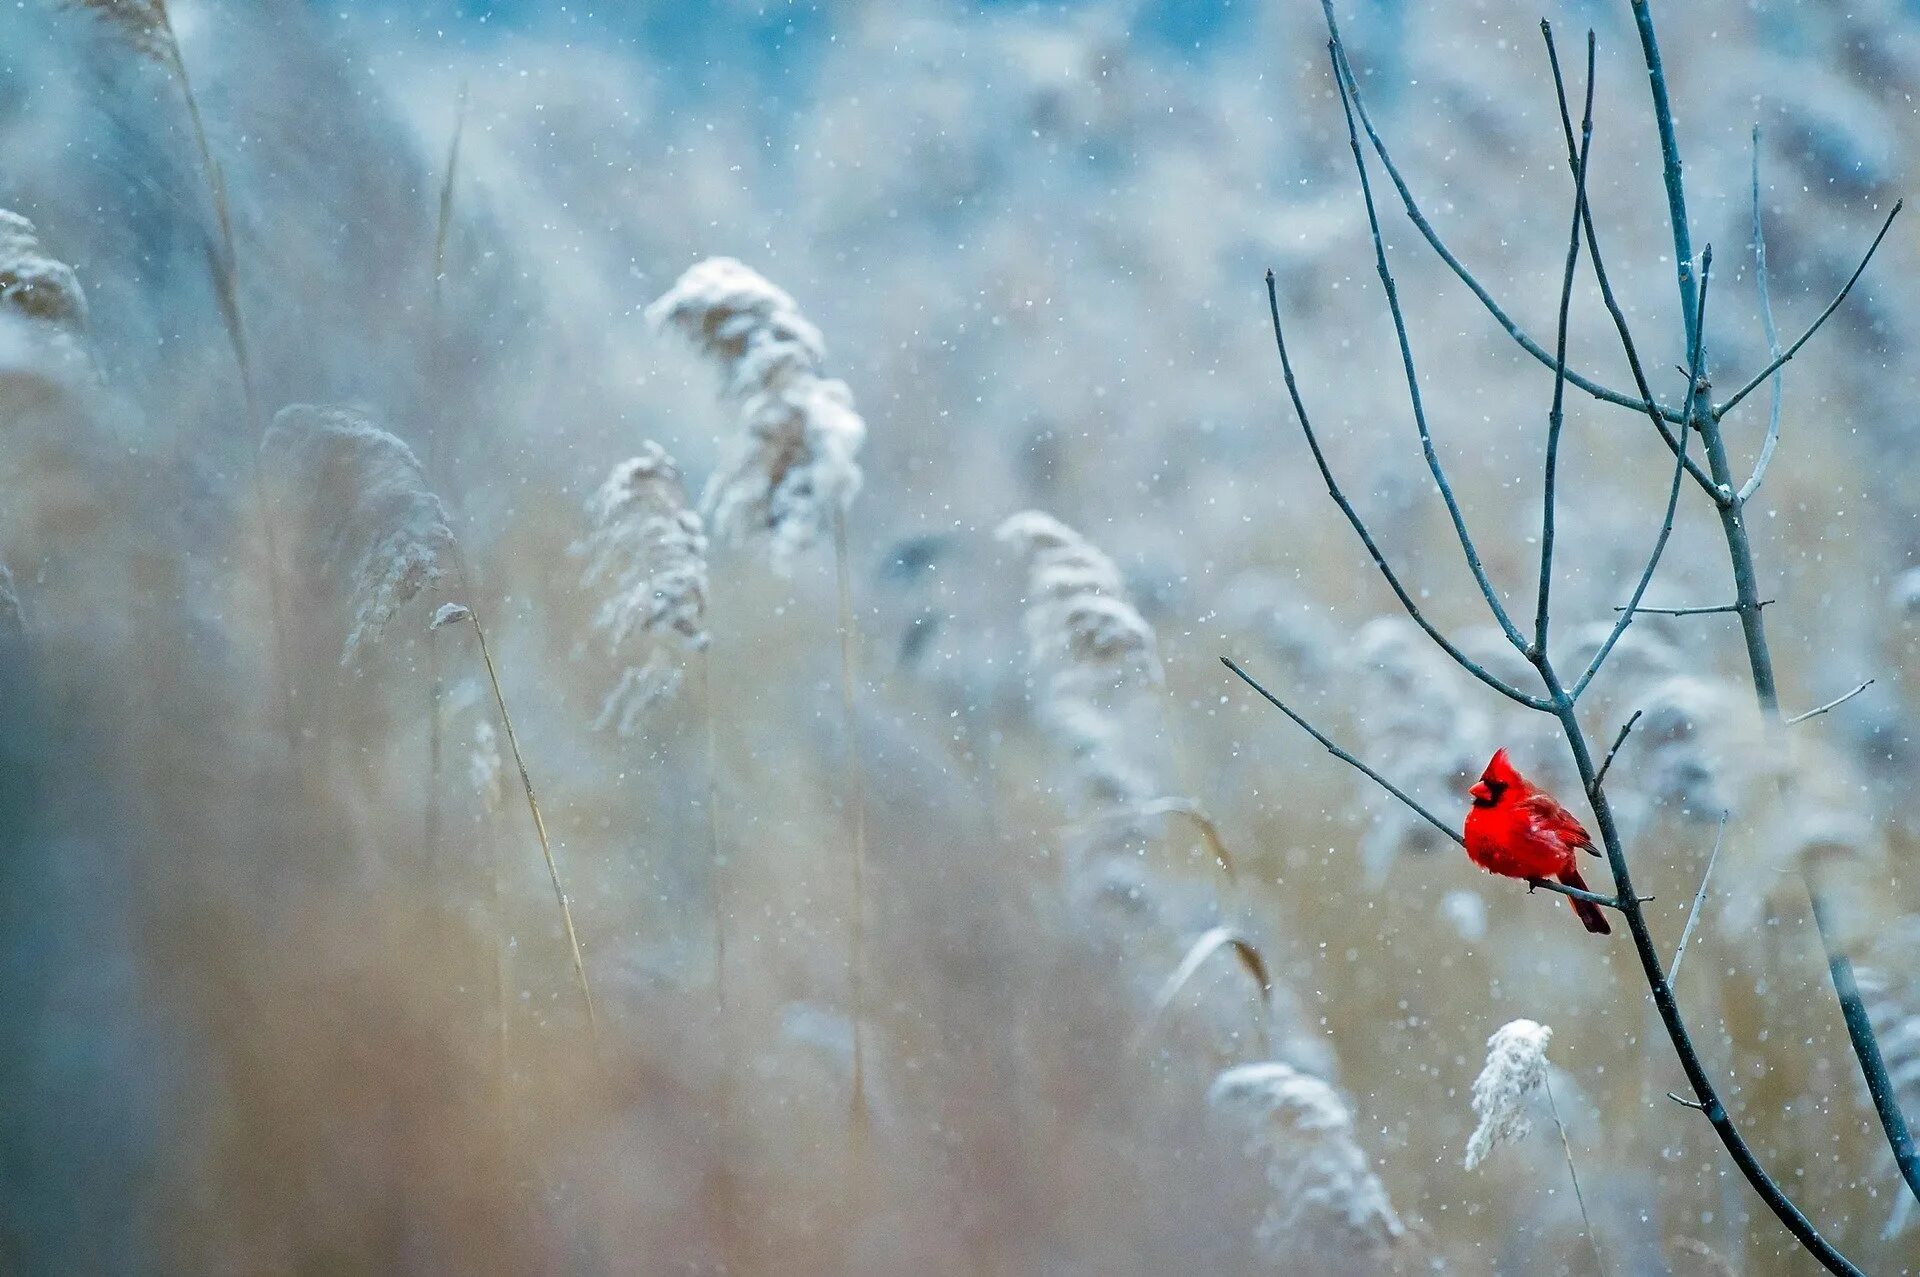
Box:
996 510 1162 811
1464 1018 1553 1170
571 441 710 734
647 257 864 574
0 210 86 334
1208 1061 1404 1262
262 403 456 665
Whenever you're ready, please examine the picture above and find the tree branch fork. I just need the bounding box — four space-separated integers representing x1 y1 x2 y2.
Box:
1233 7 1907 1273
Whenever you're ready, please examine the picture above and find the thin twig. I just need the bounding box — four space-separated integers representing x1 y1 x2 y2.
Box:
1221 658 1621 915
1590 710 1641 796
1668 812 1729 986
1328 42 1531 657
1223 657 1462 848
1737 128 1783 504
1535 33 1597 658
1613 601 1767 617
1544 1071 1608 1276
1317 2 1683 424
1713 201 1903 421
1262 273 1545 710
1785 679 1873 725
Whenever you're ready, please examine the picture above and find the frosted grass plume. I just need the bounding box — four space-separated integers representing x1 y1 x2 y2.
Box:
647 257 864 573
571 442 709 734
262 405 455 665
996 510 1162 811
1208 1061 1404 1262
0 211 87 334
1464 1019 1552 1170
64 0 175 64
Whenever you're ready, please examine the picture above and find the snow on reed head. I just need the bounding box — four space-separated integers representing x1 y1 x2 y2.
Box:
262 404 456 665
996 511 1157 688
0 211 87 335
571 441 710 734
66 0 175 63
646 257 863 574
996 510 1162 810
1208 1061 1404 1263
1464 1019 1553 1170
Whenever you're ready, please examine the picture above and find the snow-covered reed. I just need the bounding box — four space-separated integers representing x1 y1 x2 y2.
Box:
1464 1019 1553 1170
0 211 87 335
572 442 710 734
997 510 1162 814
1208 1061 1403 1265
262 404 456 665
647 257 865 573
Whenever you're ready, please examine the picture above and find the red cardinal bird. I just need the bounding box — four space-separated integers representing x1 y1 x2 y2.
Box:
1464 749 1611 935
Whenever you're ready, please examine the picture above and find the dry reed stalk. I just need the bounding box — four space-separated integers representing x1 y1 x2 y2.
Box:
435 602 600 1044
698 645 725 1002
1465 1020 1603 1273
1135 925 1274 1057
67 0 299 747
1208 1061 1404 1264
832 506 869 1122
648 257 870 1117
423 87 467 865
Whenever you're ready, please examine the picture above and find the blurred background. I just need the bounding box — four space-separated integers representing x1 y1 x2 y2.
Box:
1 0 1918 1271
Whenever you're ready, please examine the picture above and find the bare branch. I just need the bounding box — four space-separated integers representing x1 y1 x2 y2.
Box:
1713 200 1903 421
1317 3 1683 424
1534 32 1597 658
1668 811 1730 986
1737 128 1784 504
1785 679 1874 726
1263 273 1546 710
1326 43 1531 658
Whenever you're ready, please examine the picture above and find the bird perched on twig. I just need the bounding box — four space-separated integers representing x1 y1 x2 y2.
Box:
1465 749 1611 935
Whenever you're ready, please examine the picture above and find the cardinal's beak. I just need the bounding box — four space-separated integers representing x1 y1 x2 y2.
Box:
1469 781 1491 803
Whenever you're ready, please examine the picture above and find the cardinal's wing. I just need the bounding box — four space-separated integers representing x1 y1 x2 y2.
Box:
1521 791 1599 857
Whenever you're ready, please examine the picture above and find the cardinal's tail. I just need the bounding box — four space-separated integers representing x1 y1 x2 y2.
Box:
1558 866 1612 935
